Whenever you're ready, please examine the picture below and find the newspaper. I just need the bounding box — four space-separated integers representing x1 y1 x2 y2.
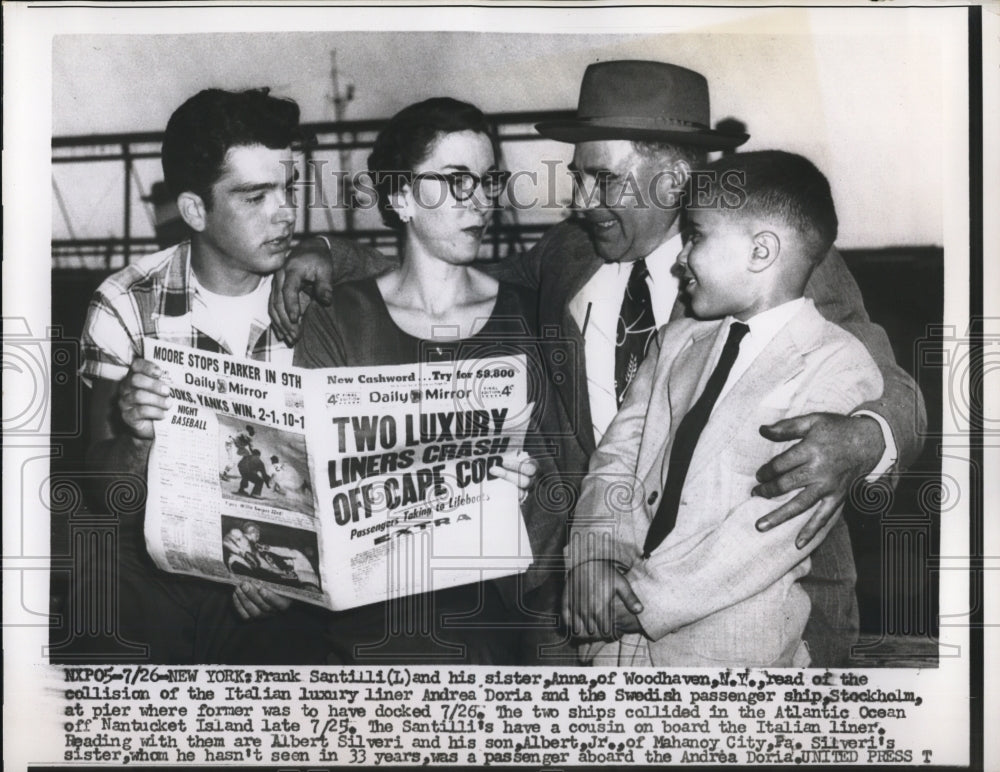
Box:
144 338 533 610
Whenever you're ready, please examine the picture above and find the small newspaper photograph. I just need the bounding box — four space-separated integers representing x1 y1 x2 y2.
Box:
143 338 533 611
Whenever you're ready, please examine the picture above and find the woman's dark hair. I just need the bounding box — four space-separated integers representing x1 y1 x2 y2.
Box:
367 97 497 229
162 87 300 206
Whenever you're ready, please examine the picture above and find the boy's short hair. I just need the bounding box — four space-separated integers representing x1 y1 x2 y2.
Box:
698 150 838 261
162 88 301 206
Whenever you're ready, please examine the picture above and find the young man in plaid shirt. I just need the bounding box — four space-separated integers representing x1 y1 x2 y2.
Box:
79 88 316 662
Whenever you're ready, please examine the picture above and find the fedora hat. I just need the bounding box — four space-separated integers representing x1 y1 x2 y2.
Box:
536 60 749 150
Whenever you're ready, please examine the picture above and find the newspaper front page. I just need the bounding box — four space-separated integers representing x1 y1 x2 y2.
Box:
144 339 532 610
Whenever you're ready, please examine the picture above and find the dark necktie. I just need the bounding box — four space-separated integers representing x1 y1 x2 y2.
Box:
642 321 751 559
615 258 657 405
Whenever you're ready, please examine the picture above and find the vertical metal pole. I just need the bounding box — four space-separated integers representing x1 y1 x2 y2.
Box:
330 50 355 235
303 146 312 236
122 143 132 266
341 136 355 235
491 118 502 261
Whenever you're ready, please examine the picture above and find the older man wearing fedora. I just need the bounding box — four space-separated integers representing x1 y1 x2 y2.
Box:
269 60 925 666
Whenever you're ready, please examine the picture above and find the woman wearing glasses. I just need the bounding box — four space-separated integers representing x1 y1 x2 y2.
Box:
292 98 562 665
296 98 519 368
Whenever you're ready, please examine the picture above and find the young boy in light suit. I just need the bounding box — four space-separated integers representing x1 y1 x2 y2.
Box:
565 151 883 666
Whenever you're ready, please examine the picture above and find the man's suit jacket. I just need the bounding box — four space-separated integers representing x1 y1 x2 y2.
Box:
568 300 884 666
320 219 926 663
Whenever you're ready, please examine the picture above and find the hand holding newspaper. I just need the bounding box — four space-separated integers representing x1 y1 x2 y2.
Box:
143 338 534 610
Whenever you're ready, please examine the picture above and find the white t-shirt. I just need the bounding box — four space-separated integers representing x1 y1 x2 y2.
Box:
190 273 273 359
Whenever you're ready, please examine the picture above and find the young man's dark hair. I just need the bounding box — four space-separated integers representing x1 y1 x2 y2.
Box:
162 87 301 205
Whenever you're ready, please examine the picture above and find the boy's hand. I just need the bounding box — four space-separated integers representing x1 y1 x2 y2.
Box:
563 559 644 641
753 413 883 547
117 358 171 440
491 451 537 503
232 582 293 620
609 594 644 636
268 237 335 344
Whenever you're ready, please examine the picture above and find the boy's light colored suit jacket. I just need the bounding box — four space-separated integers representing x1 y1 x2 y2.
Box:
569 299 883 667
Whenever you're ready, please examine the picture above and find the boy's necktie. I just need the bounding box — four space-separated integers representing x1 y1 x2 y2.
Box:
615 258 657 405
642 321 751 559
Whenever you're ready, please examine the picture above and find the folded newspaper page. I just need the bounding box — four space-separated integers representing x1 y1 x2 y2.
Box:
143 338 534 611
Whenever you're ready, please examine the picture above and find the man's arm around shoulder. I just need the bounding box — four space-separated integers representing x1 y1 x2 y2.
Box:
270 234 397 341
806 245 927 468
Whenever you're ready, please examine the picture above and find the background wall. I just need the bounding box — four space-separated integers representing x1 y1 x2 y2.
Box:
51 14 959 249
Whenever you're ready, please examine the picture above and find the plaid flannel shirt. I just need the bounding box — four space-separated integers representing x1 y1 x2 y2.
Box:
80 241 291 384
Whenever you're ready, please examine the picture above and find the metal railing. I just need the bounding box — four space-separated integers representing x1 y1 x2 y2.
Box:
51 110 574 271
